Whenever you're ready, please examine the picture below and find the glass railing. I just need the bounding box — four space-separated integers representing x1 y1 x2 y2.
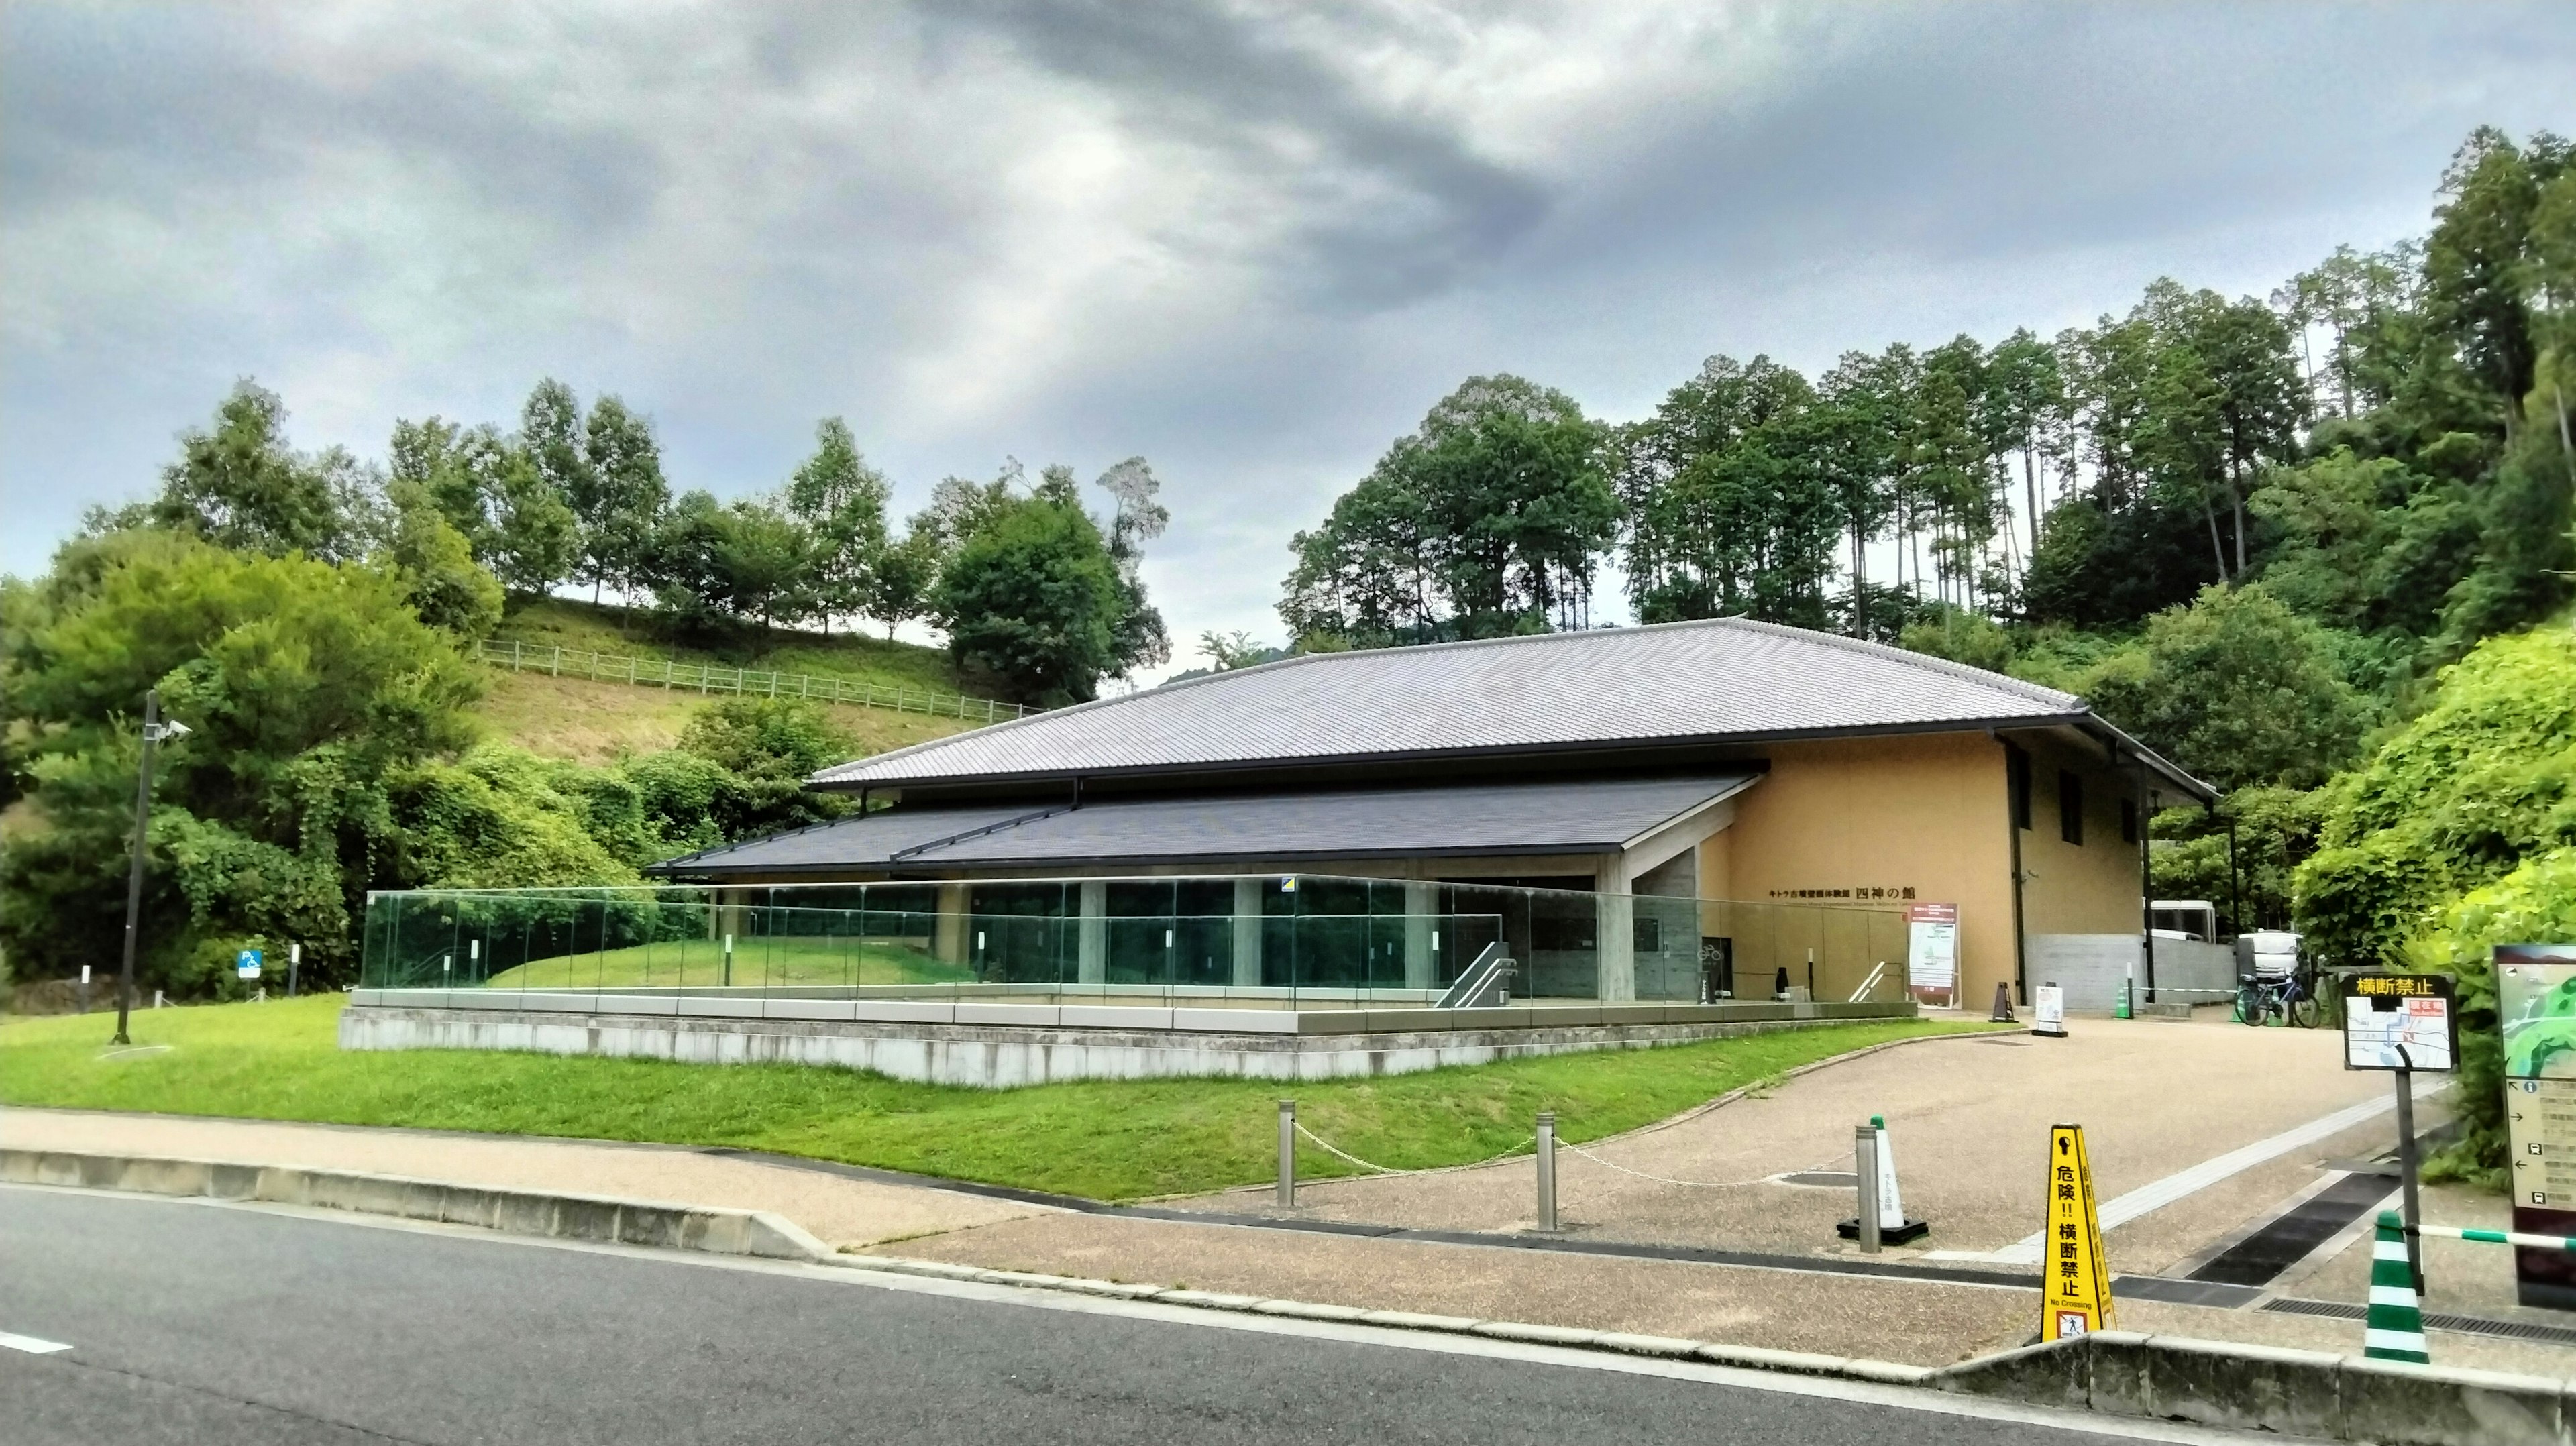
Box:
359 873 1912 1012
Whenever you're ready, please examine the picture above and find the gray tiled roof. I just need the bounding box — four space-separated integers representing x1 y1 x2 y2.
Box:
812 617 2088 789
649 773 1759 877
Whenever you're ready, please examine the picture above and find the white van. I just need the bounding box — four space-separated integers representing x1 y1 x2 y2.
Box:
2234 930 2301 979
2149 900 2218 943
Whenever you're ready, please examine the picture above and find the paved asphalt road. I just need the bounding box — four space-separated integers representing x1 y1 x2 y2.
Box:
1 1187 2225 1445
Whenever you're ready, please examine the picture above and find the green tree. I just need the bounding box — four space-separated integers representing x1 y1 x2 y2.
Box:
2295 626 2576 971
645 491 814 636
0 532 482 991
933 494 1126 704
1093 457 1173 675
2425 127 2570 425
581 394 671 611
134 381 366 561
1616 355 1838 626
862 524 942 641
388 416 575 596
377 480 505 638
522 378 598 595
2078 583 2367 793
786 419 892 636
670 696 858 838
1285 375 1616 643
1813 349 1907 633
485 441 581 596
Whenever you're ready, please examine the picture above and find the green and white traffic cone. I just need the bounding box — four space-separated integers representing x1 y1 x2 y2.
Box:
2363 1210 2430 1364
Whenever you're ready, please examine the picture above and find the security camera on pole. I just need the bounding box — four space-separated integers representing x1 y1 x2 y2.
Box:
111 689 188 1047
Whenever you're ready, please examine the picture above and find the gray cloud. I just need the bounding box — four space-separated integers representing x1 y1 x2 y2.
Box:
5 2 2572 676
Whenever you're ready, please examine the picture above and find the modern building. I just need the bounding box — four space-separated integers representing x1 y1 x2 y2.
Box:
647 617 2212 1011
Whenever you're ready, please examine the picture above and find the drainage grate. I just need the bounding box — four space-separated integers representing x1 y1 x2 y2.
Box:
2263 1297 2576 1346
2188 1172 2395 1288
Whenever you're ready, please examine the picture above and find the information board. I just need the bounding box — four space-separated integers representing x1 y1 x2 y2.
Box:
2500 944 2576 1309
2031 983 2066 1037
1905 902 1957 1005
2341 973 2456 1072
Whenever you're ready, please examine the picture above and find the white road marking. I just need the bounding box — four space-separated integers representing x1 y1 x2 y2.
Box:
1928 1083 2443 1266
0 1331 73 1355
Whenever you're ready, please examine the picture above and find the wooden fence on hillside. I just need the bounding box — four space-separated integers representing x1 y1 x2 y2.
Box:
471 640 1040 725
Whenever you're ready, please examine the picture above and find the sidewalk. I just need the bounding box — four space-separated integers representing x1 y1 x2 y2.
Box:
0 1107 1047 1249
1161 1020 2398 1275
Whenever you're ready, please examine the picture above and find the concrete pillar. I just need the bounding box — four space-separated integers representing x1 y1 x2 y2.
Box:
934 883 969 968
1403 881 1436 991
1077 880 1107 985
1232 878 1264 989
1595 890 1636 1004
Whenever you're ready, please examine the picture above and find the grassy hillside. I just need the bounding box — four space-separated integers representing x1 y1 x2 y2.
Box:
492 597 1001 698
470 669 977 765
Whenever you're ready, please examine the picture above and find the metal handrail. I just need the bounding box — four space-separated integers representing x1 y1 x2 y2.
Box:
471 639 1038 724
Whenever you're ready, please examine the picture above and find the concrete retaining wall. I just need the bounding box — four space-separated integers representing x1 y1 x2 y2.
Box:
2025 935 2236 1011
339 996 1913 1088
0 1148 828 1262
1935 1329 2571 1446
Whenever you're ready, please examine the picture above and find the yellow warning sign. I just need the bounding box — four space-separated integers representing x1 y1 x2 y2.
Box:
2041 1123 2113 1341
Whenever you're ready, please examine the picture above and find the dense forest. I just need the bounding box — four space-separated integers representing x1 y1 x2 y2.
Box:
1279 125 2576 1179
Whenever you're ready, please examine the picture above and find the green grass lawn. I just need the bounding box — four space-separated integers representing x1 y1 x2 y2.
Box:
492 597 1000 699
474 936 969 990
0 998 2002 1201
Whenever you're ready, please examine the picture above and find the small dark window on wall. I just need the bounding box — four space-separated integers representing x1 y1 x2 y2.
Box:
2007 744 2032 830
2121 799 2139 844
2059 771 2084 845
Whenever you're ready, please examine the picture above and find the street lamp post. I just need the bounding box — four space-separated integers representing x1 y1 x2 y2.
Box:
112 689 187 1046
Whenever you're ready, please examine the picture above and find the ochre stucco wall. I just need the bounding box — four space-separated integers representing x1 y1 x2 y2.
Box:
1719 732 2015 1008
2010 730 2150 939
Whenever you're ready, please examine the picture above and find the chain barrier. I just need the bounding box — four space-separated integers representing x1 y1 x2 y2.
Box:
1287 1117 1854 1193
1291 1121 1536 1178
1553 1139 1829 1190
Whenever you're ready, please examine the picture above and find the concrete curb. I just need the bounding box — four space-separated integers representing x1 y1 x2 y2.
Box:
1931 1329 2575 1446
0 1148 833 1264
824 1252 1939 1384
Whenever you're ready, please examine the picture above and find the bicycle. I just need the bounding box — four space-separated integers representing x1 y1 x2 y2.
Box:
2235 965 2321 1028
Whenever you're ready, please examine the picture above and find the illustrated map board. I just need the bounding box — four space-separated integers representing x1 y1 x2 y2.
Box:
1905 902 1957 1007
2500 944 2576 1311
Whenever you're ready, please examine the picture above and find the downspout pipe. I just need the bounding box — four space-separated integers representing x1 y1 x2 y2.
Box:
2137 757 2157 1005
2000 734 2028 1007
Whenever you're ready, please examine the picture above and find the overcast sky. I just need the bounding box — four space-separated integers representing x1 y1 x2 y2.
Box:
7 3 2572 676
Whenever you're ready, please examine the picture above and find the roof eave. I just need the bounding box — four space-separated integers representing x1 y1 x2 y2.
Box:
805 713 2092 793
646 838 1628 880
2075 716 2217 803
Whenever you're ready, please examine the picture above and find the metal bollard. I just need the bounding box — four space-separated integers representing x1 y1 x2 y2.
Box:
1277 1099 1297 1207
1535 1111 1559 1233
1854 1124 1882 1254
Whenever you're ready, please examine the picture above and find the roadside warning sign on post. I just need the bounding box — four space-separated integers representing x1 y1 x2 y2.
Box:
2041 1124 2112 1341
2341 972 2457 1072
